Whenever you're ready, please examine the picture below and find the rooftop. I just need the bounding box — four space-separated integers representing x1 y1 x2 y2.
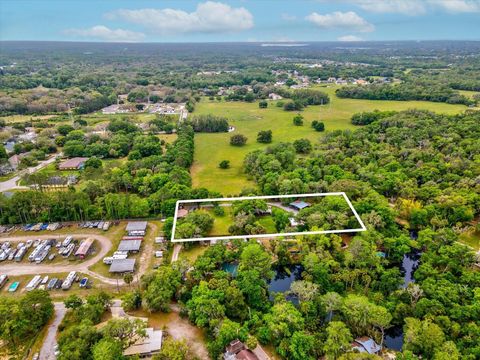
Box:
109 258 136 273
289 200 310 210
123 327 163 356
118 240 142 252
59 157 88 169
74 238 94 256
126 221 148 232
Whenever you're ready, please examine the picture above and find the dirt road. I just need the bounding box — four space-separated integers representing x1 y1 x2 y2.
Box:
39 302 66 360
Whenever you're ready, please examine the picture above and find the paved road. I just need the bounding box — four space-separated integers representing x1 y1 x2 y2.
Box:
39 302 66 360
0 154 61 192
0 233 112 279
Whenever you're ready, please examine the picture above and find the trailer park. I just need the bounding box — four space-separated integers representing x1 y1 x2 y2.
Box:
0 219 167 297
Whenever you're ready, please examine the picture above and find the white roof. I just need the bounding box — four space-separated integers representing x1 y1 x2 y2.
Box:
123 328 163 356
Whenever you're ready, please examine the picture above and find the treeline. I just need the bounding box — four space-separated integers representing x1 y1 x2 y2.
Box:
336 83 473 105
189 114 230 133
351 110 397 125
0 124 208 224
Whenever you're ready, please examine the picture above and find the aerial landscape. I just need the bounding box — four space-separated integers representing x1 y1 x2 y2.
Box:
0 1 479 359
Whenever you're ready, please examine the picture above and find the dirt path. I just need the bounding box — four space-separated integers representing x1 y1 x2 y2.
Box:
39 302 66 360
0 233 112 277
171 244 182 262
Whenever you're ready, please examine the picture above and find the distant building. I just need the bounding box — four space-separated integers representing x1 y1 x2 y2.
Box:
351 336 382 354
8 154 22 170
59 157 88 170
268 93 283 101
123 327 163 358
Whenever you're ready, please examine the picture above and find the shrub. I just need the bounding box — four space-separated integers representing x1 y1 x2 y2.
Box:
284 100 304 111
259 100 268 108
219 160 230 169
311 120 325 131
230 134 248 146
257 130 272 143
293 138 312 154
293 114 304 126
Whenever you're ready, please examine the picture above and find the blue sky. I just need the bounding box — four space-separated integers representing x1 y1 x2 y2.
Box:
1 0 480 42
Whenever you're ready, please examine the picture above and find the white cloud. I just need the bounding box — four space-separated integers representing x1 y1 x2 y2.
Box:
338 34 364 41
107 1 254 34
349 0 480 14
430 0 480 13
65 25 145 42
306 11 374 32
351 0 427 15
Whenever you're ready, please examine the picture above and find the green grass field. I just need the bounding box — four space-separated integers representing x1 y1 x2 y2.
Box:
192 85 468 195
459 230 480 250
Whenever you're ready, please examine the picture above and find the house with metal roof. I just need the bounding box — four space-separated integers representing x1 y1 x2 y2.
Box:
123 327 163 358
289 200 311 210
351 336 382 354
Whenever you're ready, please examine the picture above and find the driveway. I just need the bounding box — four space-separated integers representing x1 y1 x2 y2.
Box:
0 153 61 192
39 302 66 360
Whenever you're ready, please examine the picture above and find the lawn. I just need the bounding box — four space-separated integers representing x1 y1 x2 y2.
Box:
191 85 468 195
459 230 480 250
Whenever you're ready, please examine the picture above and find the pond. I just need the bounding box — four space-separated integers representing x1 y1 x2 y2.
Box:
267 264 303 303
385 230 422 351
222 262 238 277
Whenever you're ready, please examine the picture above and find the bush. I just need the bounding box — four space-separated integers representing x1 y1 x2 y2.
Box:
293 114 304 126
230 134 248 146
219 160 230 169
293 138 312 154
311 120 325 131
213 206 225 216
259 100 268 109
257 130 272 143
284 100 304 111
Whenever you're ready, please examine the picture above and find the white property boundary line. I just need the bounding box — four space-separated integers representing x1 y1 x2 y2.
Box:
171 192 367 242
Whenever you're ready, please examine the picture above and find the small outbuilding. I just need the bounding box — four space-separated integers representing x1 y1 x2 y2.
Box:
118 240 142 253
109 258 136 273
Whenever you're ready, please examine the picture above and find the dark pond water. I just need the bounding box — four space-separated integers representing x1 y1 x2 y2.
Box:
268 264 303 303
222 262 239 277
385 230 422 351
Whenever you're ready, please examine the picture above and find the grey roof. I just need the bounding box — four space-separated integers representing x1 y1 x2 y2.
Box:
290 200 310 210
126 221 148 231
109 258 136 273
353 337 381 354
118 240 142 252
123 328 163 356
